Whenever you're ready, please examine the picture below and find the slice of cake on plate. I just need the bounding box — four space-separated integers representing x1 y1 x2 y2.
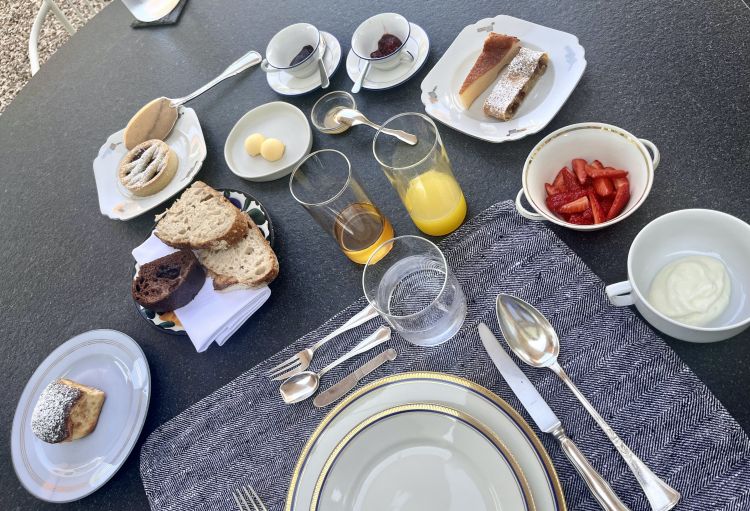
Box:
483 47 549 121
458 33 521 109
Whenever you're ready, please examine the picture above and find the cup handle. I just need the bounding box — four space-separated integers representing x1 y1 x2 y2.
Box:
639 138 660 170
260 59 279 73
605 281 635 306
515 189 545 221
399 50 415 64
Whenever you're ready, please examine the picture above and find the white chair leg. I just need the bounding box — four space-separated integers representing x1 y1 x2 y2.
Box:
45 0 76 35
29 1 52 75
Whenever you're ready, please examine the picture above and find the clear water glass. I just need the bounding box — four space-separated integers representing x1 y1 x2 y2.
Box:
363 235 466 346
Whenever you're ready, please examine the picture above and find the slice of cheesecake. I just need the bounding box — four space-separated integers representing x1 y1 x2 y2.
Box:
458 33 521 109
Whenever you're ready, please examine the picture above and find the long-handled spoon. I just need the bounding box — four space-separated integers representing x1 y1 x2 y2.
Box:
123 49 262 149
316 36 330 89
495 293 680 511
334 108 417 145
279 326 391 404
351 60 370 94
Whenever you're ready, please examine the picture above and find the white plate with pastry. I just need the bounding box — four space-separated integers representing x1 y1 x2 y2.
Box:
93 106 207 220
419 15 586 143
11 329 150 503
224 102 312 182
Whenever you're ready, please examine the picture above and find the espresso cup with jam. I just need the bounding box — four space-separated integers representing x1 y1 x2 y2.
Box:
261 23 321 78
351 13 413 71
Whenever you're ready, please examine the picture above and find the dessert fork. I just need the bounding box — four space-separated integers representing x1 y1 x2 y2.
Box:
232 485 267 511
266 303 380 380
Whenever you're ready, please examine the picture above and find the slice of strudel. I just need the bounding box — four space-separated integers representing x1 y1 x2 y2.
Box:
483 47 549 121
458 33 520 109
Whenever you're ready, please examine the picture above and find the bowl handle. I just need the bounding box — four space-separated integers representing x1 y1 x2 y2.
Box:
639 138 660 170
515 189 545 221
605 281 634 306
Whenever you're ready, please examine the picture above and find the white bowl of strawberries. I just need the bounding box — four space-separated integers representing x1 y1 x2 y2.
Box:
516 122 660 230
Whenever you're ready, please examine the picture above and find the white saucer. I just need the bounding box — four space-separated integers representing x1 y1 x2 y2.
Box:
93 106 207 220
224 101 312 182
346 22 429 91
11 330 150 503
267 31 341 96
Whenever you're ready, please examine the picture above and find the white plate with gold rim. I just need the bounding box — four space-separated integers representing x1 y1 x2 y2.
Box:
419 15 586 143
93 106 207 220
311 403 534 511
11 330 150 503
285 372 566 511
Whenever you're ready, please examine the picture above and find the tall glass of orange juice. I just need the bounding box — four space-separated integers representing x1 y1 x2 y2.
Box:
290 150 394 264
373 113 467 236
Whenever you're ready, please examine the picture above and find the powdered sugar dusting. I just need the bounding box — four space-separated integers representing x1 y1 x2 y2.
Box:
484 47 547 118
31 379 80 443
122 142 169 186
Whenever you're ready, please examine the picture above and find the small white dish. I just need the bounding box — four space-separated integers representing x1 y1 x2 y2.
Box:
261 23 322 78
420 15 586 142
606 209 750 342
267 31 341 96
312 404 532 511
350 13 412 71
11 329 150 503
224 102 312 182
346 22 429 90
93 106 207 220
516 122 660 231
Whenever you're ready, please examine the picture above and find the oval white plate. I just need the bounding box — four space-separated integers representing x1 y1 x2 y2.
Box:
267 31 342 96
92 106 207 220
345 22 430 91
286 372 565 511
312 404 533 511
224 102 312 182
11 330 150 503
419 15 586 143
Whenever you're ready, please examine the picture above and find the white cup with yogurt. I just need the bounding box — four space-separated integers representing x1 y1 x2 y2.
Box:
606 209 750 342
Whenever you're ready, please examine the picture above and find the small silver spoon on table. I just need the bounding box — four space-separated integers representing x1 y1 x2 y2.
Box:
495 294 681 511
280 326 391 404
334 108 417 145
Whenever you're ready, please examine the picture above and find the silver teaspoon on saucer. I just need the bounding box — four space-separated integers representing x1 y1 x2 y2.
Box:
495 294 680 511
123 50 262 149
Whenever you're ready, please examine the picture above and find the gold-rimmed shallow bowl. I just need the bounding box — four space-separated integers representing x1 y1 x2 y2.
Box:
285 371 566 511
515 122 660 231
310 403 535 511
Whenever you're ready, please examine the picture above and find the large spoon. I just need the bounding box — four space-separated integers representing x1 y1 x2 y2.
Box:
123 49 262 149
334 108 418 145
279 325 391 404
495 294 681 511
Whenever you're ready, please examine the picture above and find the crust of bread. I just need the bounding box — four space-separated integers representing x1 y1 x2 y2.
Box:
59 379 106 442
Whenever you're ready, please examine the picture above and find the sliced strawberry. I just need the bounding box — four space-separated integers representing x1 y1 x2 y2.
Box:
552 169 567 192
613 177 629 190
593 177 615 197
606 181 631 220
558 196 589 214
600 195 615 215
568 208 594 225
587 167 629 179
545 183 557 196
572 159 589 185
562 167 581 191
591 160 604 169
588 190 606 224
546 189 588 211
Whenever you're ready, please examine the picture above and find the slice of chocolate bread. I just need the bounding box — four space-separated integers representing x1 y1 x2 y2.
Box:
132 250 205 313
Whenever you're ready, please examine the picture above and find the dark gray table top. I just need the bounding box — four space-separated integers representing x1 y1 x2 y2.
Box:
1 0 748 508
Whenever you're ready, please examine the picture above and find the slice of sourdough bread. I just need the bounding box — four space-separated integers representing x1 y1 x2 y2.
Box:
154 181 248 250
196 217 279 290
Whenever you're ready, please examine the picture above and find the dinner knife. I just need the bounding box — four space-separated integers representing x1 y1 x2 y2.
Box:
313 348 397 408
478 323 631 511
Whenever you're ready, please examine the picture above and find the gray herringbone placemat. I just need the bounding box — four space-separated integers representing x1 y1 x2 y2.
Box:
140 201 750 511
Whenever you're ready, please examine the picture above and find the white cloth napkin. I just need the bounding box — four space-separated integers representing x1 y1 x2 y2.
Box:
132 234 271 352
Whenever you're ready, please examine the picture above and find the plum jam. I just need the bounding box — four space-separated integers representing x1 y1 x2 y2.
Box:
290 45 314 66
370 34 402 58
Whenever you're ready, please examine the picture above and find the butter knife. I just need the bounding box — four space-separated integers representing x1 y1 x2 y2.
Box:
313 348 397 408
478 323 631 511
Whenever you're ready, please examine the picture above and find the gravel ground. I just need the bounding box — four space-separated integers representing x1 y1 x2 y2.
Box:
0 0 110 113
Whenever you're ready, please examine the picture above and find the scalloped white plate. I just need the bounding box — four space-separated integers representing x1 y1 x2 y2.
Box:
93 106 207 220
420 15 586 143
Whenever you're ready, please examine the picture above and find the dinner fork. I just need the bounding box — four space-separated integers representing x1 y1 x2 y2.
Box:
267 303 380 380
232 485 267 511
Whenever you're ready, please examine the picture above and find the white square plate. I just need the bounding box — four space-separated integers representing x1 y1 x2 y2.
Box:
420 15 586 143
92 106 207 220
